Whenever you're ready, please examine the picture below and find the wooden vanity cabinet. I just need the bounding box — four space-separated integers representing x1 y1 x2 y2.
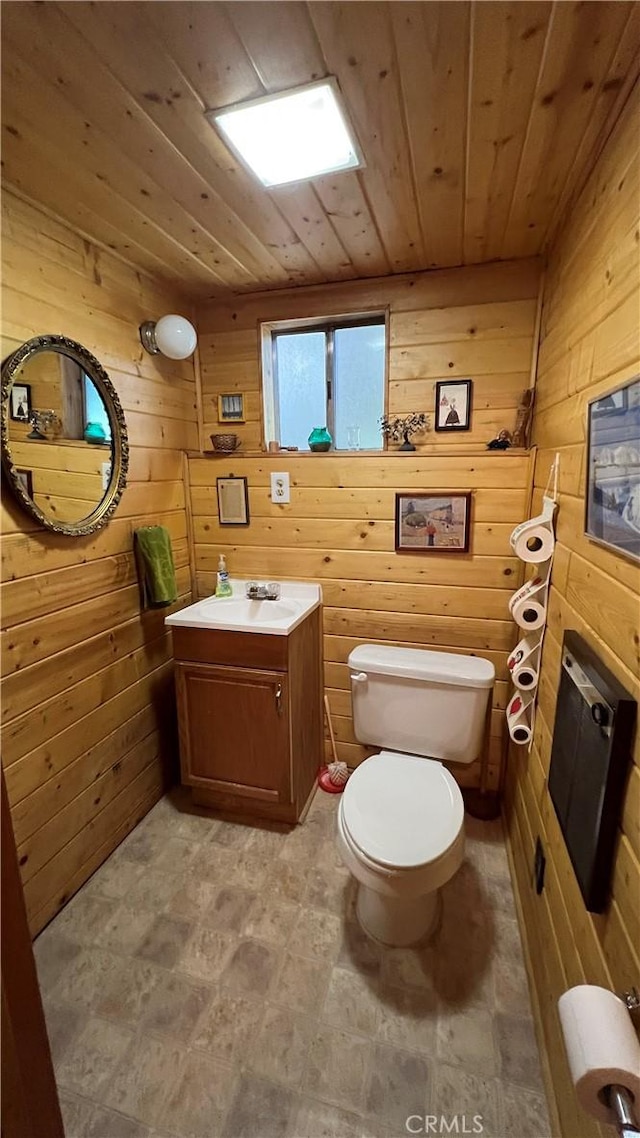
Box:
171 608 323 824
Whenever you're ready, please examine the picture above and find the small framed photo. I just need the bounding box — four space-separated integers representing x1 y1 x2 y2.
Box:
217 476 250 526
10 383 31 422
218 393 245 423
435 380 472 432
16 468 33 497
395 492 472 553
585 375 640 563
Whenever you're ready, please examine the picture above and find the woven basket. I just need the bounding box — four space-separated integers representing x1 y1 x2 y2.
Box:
210 433 239 453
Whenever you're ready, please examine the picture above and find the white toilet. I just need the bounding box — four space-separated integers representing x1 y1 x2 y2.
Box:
337 644 495 947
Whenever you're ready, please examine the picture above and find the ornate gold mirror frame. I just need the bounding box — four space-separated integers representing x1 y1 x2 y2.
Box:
1 335 129 536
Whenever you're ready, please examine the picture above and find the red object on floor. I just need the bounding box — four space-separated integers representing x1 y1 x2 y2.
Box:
317 766 345 793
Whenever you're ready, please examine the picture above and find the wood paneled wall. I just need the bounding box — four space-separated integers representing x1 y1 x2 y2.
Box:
1 191 198 936
504 85 640 1138
191 259 541 789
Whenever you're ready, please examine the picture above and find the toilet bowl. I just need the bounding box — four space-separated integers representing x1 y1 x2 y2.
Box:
337 750 465 945
337 644 494 947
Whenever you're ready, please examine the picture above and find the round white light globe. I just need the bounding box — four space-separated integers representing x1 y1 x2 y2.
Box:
154 314 197 360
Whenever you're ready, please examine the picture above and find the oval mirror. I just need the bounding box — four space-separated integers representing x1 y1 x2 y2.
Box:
1 335 128 536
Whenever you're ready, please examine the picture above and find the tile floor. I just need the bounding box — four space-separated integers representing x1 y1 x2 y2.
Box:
35 787 553 1138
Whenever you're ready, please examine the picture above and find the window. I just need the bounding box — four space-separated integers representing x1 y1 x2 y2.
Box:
84 374 111 443
262 316 386 451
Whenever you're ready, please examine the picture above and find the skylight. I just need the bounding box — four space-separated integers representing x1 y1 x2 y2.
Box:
208 79 363 188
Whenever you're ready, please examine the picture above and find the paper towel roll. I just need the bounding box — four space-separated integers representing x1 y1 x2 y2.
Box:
510 520 555 563
558 985 640 1125
506 692 532 745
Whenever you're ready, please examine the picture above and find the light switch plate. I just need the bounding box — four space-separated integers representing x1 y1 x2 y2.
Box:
270 471 290 504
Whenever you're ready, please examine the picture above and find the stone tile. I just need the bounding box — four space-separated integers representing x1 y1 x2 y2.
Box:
220 938 279 997
223 1073 295 1138
494 956 531 1015
243 895 299 946
190 843 239 885
49 892 119 948
305 865 354 915
165 808 220 845
279 823 324 866
380 945 437 992
250 1004 316 1087
55 1015 132 1098
270 951 332 1015
203 885 257 933
162 1050 238 1137
365 1042 430 1125
43 1001 83 1068
493 912 525 963
436 1007 497 1077
245 824 289 859
125 868 183 913
33 930 82 994
431 1063 503 1138
288 907 342 961
224 848 272 891
434 945 494 1010
479 839 511 880
49 947 121 1010
179 925 236 983
496 1013 544 1091
136 914 193 969
82 855 145 901
100 902 158 956
96 957 164 1026
104 1035 184 1128
291 1098 378 1138
152 836 200 877
304 1025 372 1113
87 1107 151 1138
503 1082 552 1137
166 878 219 922
322 966 379 1036
208 820 252 850
192 986 263 1064
485 874 517 916
117 827 161 864
375 984 438 1055
58 1091 97 1138
142 971 211 1043
263 857 310 903
338 914 383 979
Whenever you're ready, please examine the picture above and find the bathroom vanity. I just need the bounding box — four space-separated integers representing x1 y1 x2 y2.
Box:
166 582 323 824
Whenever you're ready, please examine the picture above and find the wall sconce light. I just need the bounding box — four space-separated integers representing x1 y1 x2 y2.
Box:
139 314 197 360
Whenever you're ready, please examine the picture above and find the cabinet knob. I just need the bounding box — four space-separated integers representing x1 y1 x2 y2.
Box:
275 683 283 715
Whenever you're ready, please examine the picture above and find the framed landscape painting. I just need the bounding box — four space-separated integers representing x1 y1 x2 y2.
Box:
395 493 471 553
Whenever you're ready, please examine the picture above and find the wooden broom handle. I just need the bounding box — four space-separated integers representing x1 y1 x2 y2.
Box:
324 694 339 766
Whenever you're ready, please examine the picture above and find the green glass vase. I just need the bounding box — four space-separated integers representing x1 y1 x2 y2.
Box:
308 426 332 452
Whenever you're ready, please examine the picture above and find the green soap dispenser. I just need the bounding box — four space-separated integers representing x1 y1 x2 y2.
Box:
215 554 232 598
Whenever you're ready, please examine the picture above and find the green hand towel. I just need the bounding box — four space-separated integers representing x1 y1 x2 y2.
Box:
134 525 178 607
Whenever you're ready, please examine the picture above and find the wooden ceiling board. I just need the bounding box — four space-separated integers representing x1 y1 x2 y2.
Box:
1 1 637 298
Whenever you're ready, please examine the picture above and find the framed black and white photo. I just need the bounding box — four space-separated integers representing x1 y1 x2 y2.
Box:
435 380 472 432
218 393 245 423
585 376 640 563
217 475 250 526
395 492 471 553
10 383 31 422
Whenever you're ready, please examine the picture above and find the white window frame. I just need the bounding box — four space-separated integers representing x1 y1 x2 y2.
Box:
260 310 389 451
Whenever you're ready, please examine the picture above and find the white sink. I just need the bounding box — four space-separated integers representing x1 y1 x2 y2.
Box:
165 580 321 636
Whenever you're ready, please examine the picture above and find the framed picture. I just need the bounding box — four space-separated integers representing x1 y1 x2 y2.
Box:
218 393 245 423
10 383 31 422
16 468 33 497
395 492 472 553
585 375 640 563
435 380 472 432
217 475 250 526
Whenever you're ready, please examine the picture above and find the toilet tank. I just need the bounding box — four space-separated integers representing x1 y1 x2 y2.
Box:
349 644 495 765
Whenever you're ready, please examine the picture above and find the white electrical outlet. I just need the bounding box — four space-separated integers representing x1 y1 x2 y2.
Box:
270 471 290 504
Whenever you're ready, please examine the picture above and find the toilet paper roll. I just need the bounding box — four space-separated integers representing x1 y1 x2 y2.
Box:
509 577 547 631
506 692 532 745
512 663 539 691
508 635 540 675
558 985 640 1125
510 520 555 563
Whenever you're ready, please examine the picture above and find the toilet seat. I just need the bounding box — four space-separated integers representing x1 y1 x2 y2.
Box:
340 750 464 870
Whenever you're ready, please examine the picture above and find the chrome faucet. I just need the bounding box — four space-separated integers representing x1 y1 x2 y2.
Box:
245 581 281 600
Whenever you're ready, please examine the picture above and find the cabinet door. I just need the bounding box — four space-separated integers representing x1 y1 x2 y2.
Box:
175 662 291 803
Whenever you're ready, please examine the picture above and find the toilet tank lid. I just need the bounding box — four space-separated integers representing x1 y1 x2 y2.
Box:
348 644 495 689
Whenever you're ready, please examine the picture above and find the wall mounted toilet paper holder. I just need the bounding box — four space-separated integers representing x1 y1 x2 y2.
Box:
607 1084 639 1137
621 987 640 1013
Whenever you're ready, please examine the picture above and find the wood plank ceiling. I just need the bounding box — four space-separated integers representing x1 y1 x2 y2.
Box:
1 1 638 299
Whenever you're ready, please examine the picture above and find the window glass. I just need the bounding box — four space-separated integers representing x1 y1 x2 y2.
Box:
274 331 326 450
333 323 385 450
84 374 111 442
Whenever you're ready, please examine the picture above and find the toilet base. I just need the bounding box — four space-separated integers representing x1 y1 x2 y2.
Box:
355 882 440 947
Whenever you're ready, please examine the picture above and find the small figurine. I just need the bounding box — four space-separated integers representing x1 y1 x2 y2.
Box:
512 389 534 448
487 429 512 451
